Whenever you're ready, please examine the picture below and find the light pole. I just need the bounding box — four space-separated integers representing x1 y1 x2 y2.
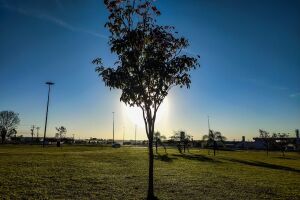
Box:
36 127 40 139
207 115 211 132
135 124 137 146
123 126 125 145
43 81 54 147
112 112 115 144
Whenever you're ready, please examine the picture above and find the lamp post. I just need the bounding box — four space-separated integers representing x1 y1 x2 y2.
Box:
43 81 54 147
207 115 211 132
135 124 137 146
36 127 40 139
112 112 115 144
123 126 125 145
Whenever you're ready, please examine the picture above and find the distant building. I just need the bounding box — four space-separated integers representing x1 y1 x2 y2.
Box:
253 129 300 151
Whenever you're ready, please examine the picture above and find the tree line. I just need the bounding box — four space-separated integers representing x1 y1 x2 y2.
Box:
0 110 68 145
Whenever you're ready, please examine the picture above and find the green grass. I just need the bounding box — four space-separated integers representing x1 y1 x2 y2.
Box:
0 145 299 199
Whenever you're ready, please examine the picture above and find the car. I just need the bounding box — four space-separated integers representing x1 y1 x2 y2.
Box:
112 143 121 148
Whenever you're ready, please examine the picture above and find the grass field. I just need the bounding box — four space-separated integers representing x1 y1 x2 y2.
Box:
0 145 299 200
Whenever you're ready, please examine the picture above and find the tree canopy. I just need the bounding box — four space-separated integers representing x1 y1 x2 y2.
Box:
0 111 20 143
93 0 199 138
55 126 67 139
203 130 226 145
203 130 226 156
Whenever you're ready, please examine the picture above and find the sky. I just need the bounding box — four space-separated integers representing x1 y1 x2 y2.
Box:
0 0 299 141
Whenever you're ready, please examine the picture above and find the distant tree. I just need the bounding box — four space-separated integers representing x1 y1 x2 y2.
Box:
154 131 167 154
0 111 20 144
93 0 199 198
30 126 35 144
55 126 67 141
259 129 271 156
272 133 289 157
0 126 7 144
203 130 226 156
10 128 17 138
171 131 192 153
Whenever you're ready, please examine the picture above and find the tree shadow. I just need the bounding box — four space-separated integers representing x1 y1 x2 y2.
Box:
172 153 221 163
274 156 297 160
154 153 176 162
223 158 300 173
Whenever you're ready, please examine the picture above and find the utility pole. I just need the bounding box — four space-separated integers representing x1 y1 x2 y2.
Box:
43 81 54 147
207 115 211 132
207 115 212 155
112 112 115 144
31 125 35 143
123 126 125 145
36 127 40 139
135 124 137 146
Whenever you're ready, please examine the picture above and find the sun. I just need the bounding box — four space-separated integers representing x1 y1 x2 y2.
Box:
122 98 169 128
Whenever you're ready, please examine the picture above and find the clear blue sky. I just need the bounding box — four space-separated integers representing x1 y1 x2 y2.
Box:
0 0 299 140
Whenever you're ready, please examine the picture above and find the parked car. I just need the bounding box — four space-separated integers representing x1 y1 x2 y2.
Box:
112 143 121 148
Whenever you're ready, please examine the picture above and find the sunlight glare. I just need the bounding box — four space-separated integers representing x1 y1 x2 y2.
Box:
121 98 169 128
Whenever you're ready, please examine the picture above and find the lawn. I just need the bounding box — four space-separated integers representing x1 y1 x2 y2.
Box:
0 145 299 200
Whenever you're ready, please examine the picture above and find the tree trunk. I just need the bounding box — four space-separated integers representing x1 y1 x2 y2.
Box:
163 143 167 154
1 134 5 144
1 129 7 144
213 141 216 156
147 136 155 199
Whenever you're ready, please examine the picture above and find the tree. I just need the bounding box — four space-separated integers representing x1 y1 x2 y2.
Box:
272 133 289 157
30 126 35 144
154 131 167 154
203 130 226 156
0 126 7 144
10 129 17 138
259 129 271 156
0 111 20 144
55 126 67 141
55 126 67 147
171 131 192 153
93 1 199 198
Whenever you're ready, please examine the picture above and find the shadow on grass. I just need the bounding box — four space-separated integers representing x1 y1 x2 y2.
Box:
223 158 300 173
154 154 176 162
274 156 297 160
172 153 221 163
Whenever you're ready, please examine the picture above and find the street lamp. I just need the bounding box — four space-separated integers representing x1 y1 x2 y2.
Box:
43 81 54 147
112 112 115 144
135 124 137 146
